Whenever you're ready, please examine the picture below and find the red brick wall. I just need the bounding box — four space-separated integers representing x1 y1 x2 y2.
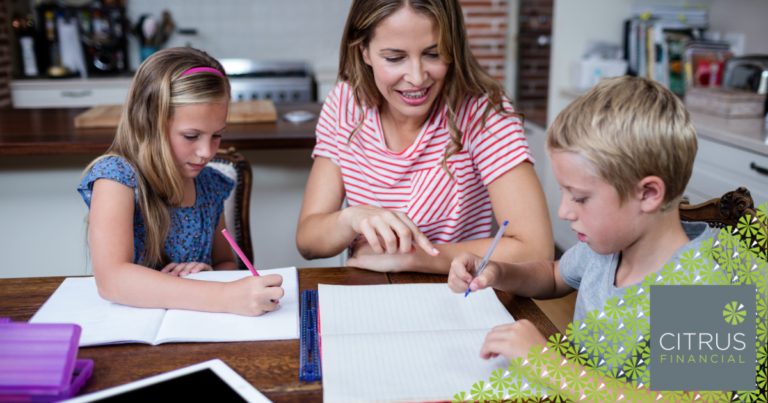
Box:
461 0 507 82
0 1 10 107
516 0 552 126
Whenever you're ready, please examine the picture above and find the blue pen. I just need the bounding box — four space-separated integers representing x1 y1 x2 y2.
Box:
465 220 508 297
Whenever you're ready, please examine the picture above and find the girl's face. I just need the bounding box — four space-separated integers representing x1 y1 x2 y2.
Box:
361 7 449 123
167 101 228 180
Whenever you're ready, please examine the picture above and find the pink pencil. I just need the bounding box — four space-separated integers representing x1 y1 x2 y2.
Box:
222 229 259 276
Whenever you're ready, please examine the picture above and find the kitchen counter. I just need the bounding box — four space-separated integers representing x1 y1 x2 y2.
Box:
561 87 768 157
688 111 768 157
0 102 321 156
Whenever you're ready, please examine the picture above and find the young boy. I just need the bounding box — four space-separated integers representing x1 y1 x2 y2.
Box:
447 76 710 361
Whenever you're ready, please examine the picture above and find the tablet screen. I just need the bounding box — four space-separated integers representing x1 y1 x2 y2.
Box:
89 369 248 402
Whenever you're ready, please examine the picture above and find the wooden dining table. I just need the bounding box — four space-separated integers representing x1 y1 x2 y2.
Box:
0 267 559 402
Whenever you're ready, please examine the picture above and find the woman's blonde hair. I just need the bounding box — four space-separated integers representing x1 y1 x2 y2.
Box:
339 0 518 173
546 76 697 212
84 47 231 268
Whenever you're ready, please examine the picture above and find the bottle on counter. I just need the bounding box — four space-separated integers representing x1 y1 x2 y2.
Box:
13 13 39 77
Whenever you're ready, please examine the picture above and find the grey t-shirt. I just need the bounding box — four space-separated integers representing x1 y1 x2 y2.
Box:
559 221 712 324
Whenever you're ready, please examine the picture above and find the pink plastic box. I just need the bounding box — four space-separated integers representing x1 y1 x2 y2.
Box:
0 320 93 402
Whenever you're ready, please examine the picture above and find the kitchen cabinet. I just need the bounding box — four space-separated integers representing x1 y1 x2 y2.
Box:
686 113 768 205
10 78 132 108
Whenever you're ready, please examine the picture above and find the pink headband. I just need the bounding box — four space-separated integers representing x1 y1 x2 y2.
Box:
180 67 224 77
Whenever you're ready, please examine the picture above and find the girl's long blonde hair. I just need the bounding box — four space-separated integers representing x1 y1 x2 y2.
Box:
338 0 519 173
84 47 230 269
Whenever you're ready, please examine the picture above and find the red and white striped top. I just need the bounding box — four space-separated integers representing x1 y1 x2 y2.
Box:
313 82 533 243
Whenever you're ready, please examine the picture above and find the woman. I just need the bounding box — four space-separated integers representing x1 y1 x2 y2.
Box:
296 0 553 273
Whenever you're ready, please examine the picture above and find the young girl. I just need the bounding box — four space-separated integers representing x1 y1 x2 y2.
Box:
296 0 553 273
79 48 283 316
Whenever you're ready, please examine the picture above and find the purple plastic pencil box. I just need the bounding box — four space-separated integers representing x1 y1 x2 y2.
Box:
0 320 93 402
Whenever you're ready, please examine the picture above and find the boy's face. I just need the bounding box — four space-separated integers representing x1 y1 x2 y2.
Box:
551 151 640 255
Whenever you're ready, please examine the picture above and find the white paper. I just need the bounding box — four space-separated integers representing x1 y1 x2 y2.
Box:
156 267 299 343
30 267 299 346
318 284 515 403
30 277 166 346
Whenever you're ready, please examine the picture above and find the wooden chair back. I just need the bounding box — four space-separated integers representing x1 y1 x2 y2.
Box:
207 148 254 270
680 187 766 257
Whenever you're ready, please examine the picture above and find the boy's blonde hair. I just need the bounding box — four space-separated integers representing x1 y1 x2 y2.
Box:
546 76 697 212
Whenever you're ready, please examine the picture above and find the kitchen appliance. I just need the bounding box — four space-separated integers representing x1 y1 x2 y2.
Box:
218 59 315 102
723 55 768 95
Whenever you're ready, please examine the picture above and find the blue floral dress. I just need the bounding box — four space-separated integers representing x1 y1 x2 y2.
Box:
78 156 235 269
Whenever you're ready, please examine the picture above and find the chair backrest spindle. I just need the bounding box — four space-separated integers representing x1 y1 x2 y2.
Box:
207 148 254 270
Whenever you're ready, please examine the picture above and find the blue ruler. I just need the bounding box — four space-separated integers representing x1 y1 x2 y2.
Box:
299 289 321 381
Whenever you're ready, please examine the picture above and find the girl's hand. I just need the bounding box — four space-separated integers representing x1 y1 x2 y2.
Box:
340 205 439 257
161 262 213 277
224 274 284 316
447 252 500 293
479 320 547 361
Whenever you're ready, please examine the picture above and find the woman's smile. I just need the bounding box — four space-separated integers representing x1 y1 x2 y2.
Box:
396 86 431 105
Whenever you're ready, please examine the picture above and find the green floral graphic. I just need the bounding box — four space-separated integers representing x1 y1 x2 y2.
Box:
453 203 768 403
724 301 747 325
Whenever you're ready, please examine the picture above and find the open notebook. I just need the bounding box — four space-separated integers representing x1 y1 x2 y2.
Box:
319 283 515 403
30 267 298 347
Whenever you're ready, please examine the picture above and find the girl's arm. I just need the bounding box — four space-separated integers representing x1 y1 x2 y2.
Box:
296 156 439 260
89 179 280 316
162 212 237 276
347 161 555 274
210 211 237 270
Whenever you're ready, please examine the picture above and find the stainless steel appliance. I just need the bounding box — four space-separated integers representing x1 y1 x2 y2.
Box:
723 55 768 95
218 59 315 102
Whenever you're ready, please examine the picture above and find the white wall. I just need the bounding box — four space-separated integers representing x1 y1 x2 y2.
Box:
709 0 768 55
126 0 353 88
0 150 341 279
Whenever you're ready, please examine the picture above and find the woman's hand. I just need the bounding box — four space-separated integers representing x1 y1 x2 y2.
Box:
161 262 213 277
447 252 501 294
340 205 439 256
346 236 421 272
479 320 547 361
224 274 284 316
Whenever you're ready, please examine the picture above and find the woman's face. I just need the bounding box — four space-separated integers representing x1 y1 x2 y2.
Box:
361 7 449 122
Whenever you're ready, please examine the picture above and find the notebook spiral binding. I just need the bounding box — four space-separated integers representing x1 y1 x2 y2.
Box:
299 289 322 381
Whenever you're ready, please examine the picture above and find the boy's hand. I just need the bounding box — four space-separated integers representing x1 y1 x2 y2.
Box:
225 274 284 316
479 320 548 361
447 252 500 293
161 262 212 277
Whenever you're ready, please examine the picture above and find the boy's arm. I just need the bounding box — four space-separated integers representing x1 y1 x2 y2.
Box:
448 253 575 299
479 322 731 402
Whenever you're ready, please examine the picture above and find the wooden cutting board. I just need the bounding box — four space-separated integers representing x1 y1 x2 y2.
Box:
74 100 278 128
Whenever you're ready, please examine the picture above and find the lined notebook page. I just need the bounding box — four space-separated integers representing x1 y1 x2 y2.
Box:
30 278 166 347
156 267 299 343
318 283 514 335
318 284 515 403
